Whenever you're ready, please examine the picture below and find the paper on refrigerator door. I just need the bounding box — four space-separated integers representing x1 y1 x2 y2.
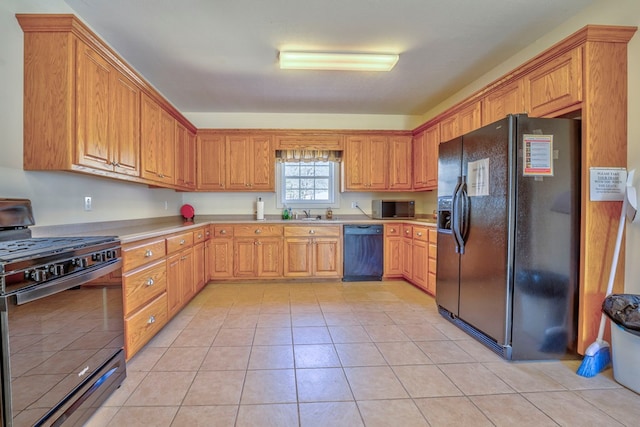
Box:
467 158 489 197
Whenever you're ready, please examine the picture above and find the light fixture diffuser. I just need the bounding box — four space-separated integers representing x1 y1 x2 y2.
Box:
279 51 399 71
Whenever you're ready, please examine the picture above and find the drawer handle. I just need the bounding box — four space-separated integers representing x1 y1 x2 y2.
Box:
309 230 315 234
180 239 186 245
220 229 227 235
417 232 422 237
206 231 211 237
405 230 410 234
145 250 153 257
255 241 262 245
391 228 396 232
148 315 156 324
255 229 262 234
198 233 202 238
146 278 154 286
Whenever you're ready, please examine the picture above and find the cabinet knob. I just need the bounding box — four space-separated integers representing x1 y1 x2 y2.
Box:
417 232 422 237
180 239 186 245
220 229 227 235
391 228 396 232
145 249 153 257
309 230 315 234
255 229 262 234
198 233 203 238
146 278 154 286
148 315 156 324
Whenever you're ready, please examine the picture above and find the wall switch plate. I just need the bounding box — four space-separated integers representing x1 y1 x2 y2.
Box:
84 196 92 211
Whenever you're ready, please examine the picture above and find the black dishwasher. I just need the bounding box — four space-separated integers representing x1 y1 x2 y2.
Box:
343 224 384 281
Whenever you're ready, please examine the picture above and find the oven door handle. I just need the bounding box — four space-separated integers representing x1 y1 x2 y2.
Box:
14 259 122 305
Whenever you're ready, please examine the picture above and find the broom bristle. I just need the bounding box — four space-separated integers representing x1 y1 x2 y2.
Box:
576 346 611 378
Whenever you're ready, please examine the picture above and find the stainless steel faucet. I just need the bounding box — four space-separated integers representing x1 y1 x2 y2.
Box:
303 209 311 218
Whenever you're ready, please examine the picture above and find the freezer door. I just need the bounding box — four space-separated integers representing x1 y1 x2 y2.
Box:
458 117 512 345
436 138 463 314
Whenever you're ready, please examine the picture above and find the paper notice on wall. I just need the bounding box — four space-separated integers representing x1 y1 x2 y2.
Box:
590 167 627 201
467 158 489 197
523 134 553 176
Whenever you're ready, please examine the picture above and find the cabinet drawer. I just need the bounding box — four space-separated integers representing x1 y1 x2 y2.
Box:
123 259 167 316
413 227 429 242
125 292 168 359
193 227 207 243
402 225 413 238
214 225 234 237
166 231 194 254
385 224 402 236
428 228 437 242
285 225 341 237
234 224 283 237
122 238 166 271
429 243 437 259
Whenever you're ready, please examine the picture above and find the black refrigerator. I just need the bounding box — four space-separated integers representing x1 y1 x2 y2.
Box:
436 114 580 360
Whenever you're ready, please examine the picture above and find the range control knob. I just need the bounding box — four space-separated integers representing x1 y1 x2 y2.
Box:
48 264 65 276
29 269 47 282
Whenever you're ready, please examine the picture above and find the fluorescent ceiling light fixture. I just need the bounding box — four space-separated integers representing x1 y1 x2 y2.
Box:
279 51 399 71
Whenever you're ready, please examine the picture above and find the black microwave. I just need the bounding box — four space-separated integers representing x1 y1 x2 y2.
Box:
371 200 415 219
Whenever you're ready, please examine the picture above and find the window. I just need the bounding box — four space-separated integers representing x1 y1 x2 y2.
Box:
277 161 340 208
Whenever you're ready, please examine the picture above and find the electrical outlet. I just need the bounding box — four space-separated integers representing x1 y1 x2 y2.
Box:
351 201 358 209
84 196 92 211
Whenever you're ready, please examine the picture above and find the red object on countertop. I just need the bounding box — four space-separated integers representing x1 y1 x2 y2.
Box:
180 204 195 223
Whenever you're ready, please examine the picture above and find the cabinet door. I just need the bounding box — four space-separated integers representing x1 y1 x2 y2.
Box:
458 101 482 135
412 239 428 291
258 238 283 277
166 252 183 318
76 42 112 171
226 135 250 189
525 47 582 117
175 122 188 188
384 236 403 277
181 248 195 303
401 238 413 280
343 135 369 190
482 79 526 124
249 135 274 190
314 237 342 277
141 94 161 181
368 135 389 190
158 109 176 184
209 238 234 279
284 238 313 277
194 242 206 292
388 135 412 190
111 72 140 176
424 124 440 189
440 115 458 143
197 133 226 190
234 238 257 277
412 131 426 190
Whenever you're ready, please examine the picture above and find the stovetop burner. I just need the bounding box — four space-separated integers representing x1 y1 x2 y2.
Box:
0 236 118 263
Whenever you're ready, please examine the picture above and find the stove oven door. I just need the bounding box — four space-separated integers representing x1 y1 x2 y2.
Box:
0 260 126 427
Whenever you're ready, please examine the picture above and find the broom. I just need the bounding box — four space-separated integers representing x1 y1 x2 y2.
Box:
576 174 631 377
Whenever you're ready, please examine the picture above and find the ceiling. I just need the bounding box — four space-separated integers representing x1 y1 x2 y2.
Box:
63 0 597 116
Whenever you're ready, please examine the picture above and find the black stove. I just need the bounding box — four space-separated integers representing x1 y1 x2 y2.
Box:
0 198 126 427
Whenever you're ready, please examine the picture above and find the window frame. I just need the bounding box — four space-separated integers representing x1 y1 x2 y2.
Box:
276 161 341 209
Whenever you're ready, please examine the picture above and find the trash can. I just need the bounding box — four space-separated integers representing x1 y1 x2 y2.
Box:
602 294 640 393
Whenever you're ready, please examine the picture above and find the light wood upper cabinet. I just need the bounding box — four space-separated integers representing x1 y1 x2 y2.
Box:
18 14 196 188
226 134 274 191
175 123 196 190
140 92 176 185
388 135 413 190
197 133 226 190
458 101 483 135
482 79 527 125
343 135 388 191
524 47 582 117
413 124 439 191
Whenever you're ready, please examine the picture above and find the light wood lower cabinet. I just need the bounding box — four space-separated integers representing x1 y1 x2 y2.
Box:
208 225 234 279
283 225 342 278
401 225 413 280
124 293 168 359
233 225 283 278
427 229 437 295
383 224 403 277
411 226 430 291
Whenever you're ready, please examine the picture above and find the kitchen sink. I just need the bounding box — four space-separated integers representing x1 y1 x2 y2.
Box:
299 217 321 221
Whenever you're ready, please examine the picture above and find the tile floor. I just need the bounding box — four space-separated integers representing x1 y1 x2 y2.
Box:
85 280 640 426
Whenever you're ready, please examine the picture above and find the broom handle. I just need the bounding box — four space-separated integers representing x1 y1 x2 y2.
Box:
596 196 628 341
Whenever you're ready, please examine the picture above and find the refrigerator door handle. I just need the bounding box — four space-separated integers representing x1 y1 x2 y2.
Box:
459 178 471 251
452 177 464 254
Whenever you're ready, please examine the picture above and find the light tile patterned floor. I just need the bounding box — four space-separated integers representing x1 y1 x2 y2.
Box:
85 280 640 426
